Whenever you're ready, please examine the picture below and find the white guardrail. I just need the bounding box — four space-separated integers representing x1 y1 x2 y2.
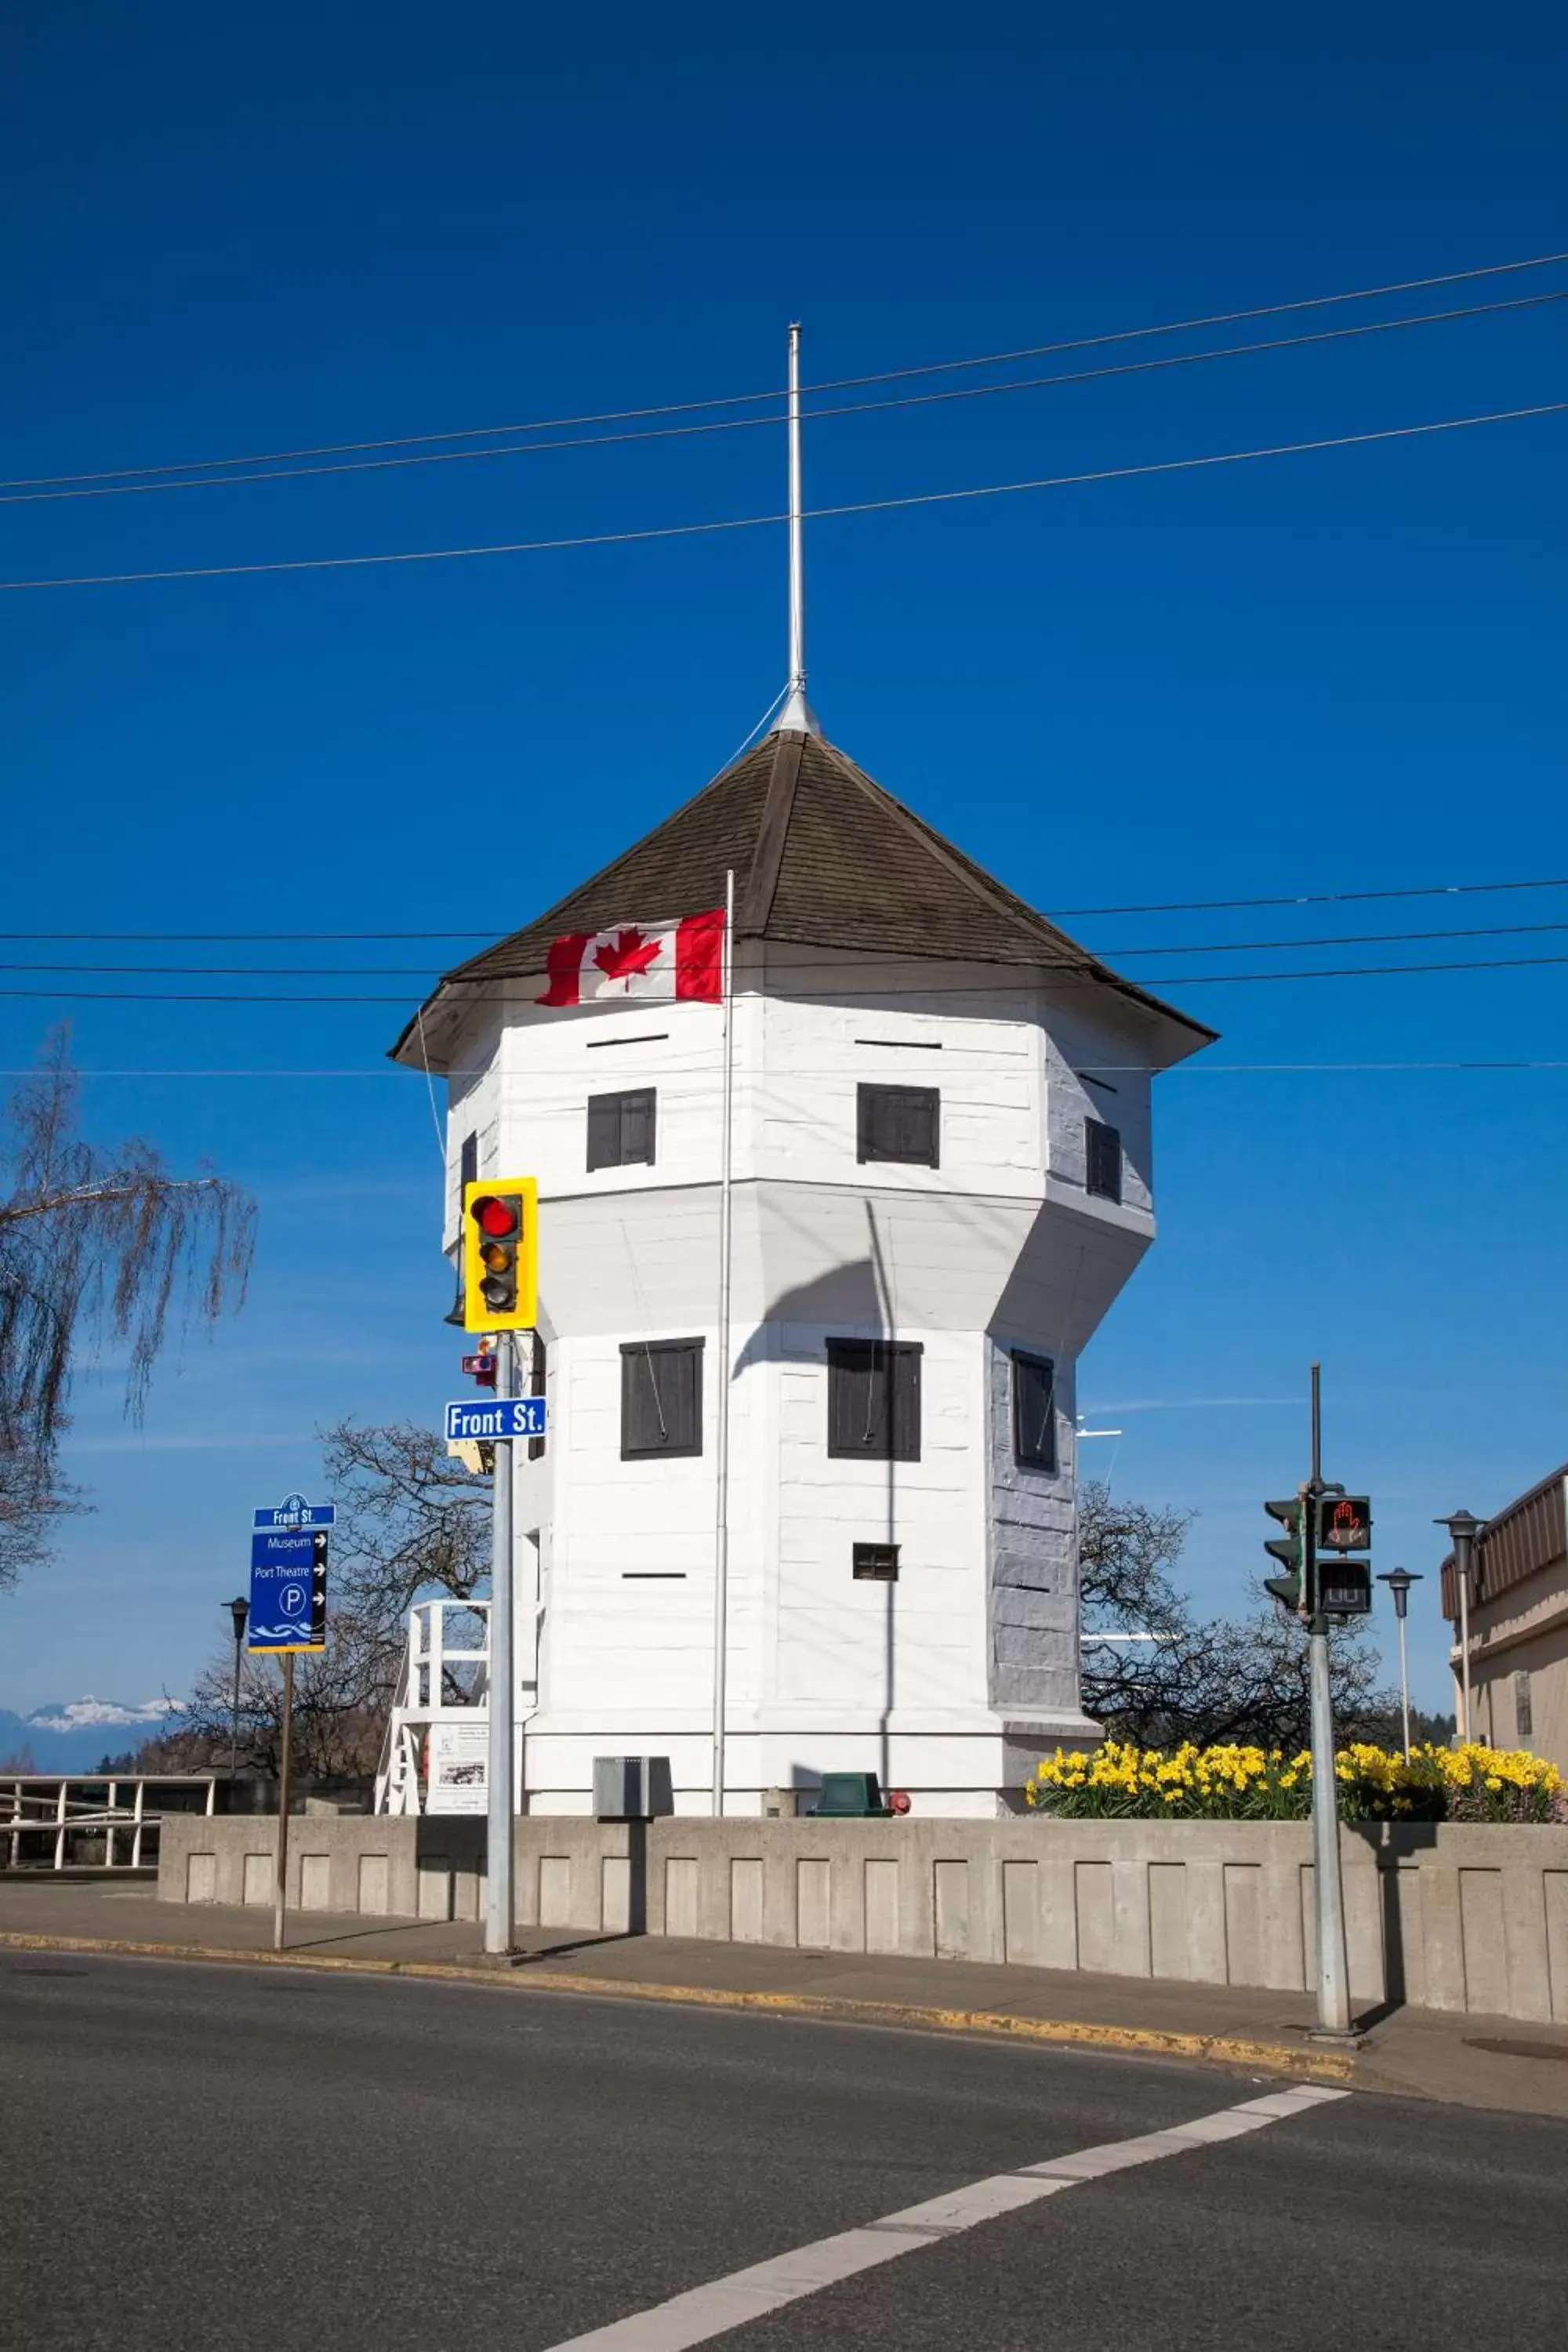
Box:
2 1773 218 1871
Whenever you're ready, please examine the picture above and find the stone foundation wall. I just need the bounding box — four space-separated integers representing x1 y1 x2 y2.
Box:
157 1813 1568 2024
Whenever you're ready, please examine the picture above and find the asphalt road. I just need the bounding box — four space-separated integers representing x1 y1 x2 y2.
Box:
2 1955 1564 2352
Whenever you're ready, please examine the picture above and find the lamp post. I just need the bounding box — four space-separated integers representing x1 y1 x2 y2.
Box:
1435 1511 1486 1744
1376 1569 1422 1755
226 1596 249 1787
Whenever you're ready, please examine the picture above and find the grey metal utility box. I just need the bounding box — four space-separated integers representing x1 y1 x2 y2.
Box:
593 1755 673 1820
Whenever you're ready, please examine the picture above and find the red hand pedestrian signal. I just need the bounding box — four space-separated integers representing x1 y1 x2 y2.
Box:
1316 1494 1371 1553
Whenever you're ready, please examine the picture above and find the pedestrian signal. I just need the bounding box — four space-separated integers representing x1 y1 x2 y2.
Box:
1318 1560 1372 1616
1316 1494 1371 1554
462 1178 538 1334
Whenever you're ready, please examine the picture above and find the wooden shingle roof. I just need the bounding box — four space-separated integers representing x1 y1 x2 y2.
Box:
391 725 1215 1062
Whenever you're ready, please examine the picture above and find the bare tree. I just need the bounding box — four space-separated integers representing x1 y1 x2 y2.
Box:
0 1033 255 1588
129 1424 491 1784
318 1417 491 1647
1078 1480 1399 1750
176 1620 394 1780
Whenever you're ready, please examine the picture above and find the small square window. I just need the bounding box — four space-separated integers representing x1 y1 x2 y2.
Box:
589 1088 656 1172
1011 1352 1057 1472
827 1339 922 1461
852 1542 900 1581
620 1338 702 1458
1085 1117 1122 1203
1514 1670 1534 1741
858 1083 939 1168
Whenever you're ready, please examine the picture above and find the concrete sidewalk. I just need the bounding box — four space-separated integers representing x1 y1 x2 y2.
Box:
4 1871 1567 2121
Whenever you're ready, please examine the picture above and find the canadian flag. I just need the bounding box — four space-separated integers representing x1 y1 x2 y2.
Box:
538 908 725 1007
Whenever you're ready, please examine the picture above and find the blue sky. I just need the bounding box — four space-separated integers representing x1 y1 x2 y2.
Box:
2 2 1563 1718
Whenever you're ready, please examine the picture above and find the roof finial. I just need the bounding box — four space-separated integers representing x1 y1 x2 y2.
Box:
778 321 818 735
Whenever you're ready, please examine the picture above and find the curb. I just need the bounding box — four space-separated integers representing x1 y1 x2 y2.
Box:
0 1929 1356 2082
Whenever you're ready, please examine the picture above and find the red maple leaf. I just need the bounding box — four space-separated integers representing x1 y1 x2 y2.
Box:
593 927 663 982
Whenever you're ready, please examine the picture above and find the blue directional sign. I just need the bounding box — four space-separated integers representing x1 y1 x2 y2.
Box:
445 1396 547 1445
249 1528 328 1652
252 1491 336 1531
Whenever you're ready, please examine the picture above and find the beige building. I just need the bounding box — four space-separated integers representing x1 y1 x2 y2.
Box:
1443 1466 1568 1772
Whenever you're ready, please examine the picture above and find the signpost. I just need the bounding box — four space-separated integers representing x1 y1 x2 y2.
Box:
248 1497 332 1952
252 1491 336 1532
248 1530 328 1651
444 1396 546 1446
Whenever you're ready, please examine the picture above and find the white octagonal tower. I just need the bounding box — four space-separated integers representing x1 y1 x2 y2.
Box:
395 721 1212 1816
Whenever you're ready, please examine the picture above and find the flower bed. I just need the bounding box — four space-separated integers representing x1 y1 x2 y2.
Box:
1025 1739 1564 1824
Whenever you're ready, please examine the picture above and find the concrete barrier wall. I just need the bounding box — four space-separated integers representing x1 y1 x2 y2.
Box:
158 1813 1568 2025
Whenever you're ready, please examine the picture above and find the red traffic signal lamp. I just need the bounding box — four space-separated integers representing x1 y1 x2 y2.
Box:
461 1178 538 1334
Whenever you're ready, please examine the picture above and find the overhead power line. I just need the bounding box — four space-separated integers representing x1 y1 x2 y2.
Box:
1051 874 1568 916
5 874 1568 944
6 245 1565 492
7 1062 1566 1080
5 397 1563 594
1102 917 1568 959
6 949 1568 1002
9 916 1568 978
6 288 1562 508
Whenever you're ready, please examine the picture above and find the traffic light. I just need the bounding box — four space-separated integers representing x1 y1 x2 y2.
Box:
461 1177 538 1334
1263 1497 1304 1613
1316 1494 1371 1553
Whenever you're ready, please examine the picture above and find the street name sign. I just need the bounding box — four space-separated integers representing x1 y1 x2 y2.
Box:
249 1528 328 1652
444 1397 547 1445
252 1491 336 1531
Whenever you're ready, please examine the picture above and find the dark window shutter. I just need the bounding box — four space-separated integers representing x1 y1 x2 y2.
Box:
828 1341 877 1454
857 1084 939 1167
589 1089 656 1171
1011 1353 1056 1471
620 1339 702 1458
528 1330 546 1462
1086 1118 1122 1202
619 1088 655 1166
587 1096 620 1172
828 1339 921 1461
459 1133 478 1191
891 1343 922 1461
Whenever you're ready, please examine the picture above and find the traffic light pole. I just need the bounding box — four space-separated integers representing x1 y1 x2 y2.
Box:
1305 1363 1356 2042
485 1328 516 1957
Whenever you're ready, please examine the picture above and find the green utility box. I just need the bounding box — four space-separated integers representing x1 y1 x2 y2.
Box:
808 1771 892 1818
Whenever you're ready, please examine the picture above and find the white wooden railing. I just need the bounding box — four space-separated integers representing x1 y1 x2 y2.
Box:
374 1600 492 1815
2 1773 217 1871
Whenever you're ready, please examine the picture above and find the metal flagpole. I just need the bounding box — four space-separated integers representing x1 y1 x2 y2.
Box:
711 869 736 1816
485 1327 516 1952
779 322 811 733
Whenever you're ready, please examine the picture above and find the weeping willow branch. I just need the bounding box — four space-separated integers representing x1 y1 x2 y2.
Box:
0 1029 257 1588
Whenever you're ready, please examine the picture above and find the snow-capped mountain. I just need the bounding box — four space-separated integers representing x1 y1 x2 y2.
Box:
0 1696 184 1773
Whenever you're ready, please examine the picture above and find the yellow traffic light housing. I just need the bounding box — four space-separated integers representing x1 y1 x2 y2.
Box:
461 1178 538 1334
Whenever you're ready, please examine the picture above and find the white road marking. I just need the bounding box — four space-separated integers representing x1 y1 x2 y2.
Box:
539 2082 1349 2350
